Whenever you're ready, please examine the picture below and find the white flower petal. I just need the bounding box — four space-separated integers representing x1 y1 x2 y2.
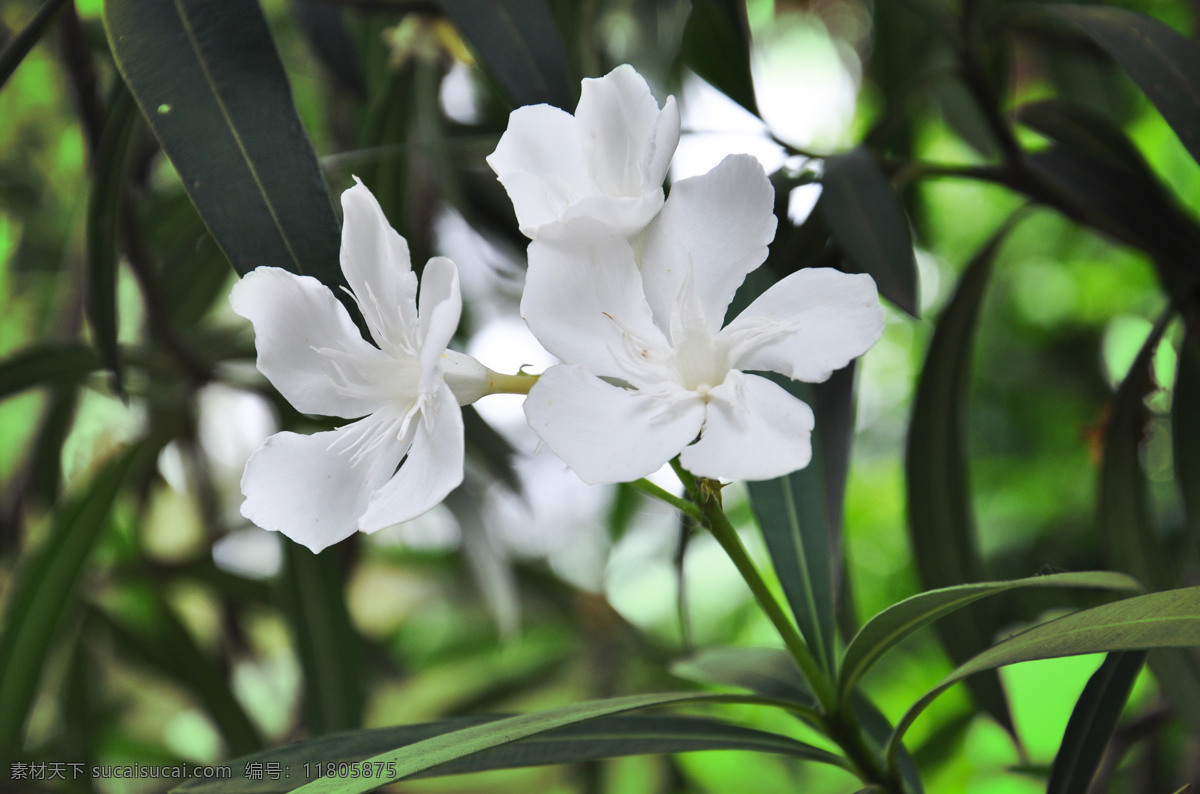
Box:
561 192 665 238
522 223 672 382
680 372 814 481
441 349 492 406
647 95 680 188
240 415 405 553
486 104 592 237
524 364 705 485
230 267 389 418
723 268 885 383
358 384 464 532
576 65 671 197
416 256 463 377
340 179 419 348
641 154 776 334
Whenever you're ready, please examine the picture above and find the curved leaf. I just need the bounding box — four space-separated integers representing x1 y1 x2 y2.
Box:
1047 651 1146 794
682 0 759 117
819 148 918 317
1015 98 1155 182
670 646 817 713
887 587 1200 763
0 445 146 761
173 712 845 792
286 691 797 793
0 345 100 401
904 214 1025 736
103 0 342 285
440 0 574 111
1051 5 1200 167
1175 316 1200 539
838 571 1143 707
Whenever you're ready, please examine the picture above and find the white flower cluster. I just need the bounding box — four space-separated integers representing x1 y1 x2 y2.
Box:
232 66 884 553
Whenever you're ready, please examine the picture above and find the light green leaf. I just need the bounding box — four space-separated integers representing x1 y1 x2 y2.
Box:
1047 651 1146 794
172 712 845 792
103 0 343 285
819 147 918 317
0 446 144 761
286 691 792 793
887 587 1200 762
838 571 1143 707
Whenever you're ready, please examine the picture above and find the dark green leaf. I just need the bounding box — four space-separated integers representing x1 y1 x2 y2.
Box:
1175 316 1200 539
286 691 800 793
291 0 364 99
1098 309 1173 587
94 601 264 756
838 571 1142 707
173 712 845 792
0 446 143 761
670 646 818 714
853 693 923 794
1051 5 1200 167
1047 651 1146 794
103 0 343 285
904 214 1025 737
747 378 838 675
439 0 574 111
86 81 140 388
0 0 71 93
888 587 1200 761
1015 98 1155 182
0 345 100 400
280 542 364 734
819 147 918 317
682 0 759 117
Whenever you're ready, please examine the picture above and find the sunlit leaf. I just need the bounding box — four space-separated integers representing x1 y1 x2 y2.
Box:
682 0 759 117
1051 5 1200 167
0 0 71 93
103 0 343 285
819 147 918 317
440 0 574 111
173 711 845 792
887 587 1200 761
284 691 802 793
904 214 1025 737
1047 651 1146 794
0 445 145 761
838 571 1142 707
281 543 364 734
86 81 141 389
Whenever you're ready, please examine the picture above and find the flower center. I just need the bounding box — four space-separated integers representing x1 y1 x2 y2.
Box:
672 325 729 396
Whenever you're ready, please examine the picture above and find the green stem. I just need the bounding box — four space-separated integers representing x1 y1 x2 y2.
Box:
484 369 538 396
630 479 703 522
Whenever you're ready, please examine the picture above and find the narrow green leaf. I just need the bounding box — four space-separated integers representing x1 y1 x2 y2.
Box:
0 446 143 761
287 691 795 794
838 571 1143 707
887 587 1200 762
682 0 759 117
1175 316 1200 539
904 214 1025 736
173 712 845 792
280 542 364 734
819 148 918 317
103 0 343 285
1051 5 1200 167
1015 99 1155 183
86 81 141 388
670 646 818 713
0 345 100 400
1047 651 1146 794
1099 309 1173 587
747 378 838 675
94 601 264 756
0 0 71 93
853 693 924 794
439 0 574 111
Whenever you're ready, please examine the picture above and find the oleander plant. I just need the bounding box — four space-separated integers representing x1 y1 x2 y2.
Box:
2 1 1200 792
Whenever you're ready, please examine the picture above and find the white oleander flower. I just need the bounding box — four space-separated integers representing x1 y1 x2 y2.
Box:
520 154 885 484
230 179 492 553
487 64 680 240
